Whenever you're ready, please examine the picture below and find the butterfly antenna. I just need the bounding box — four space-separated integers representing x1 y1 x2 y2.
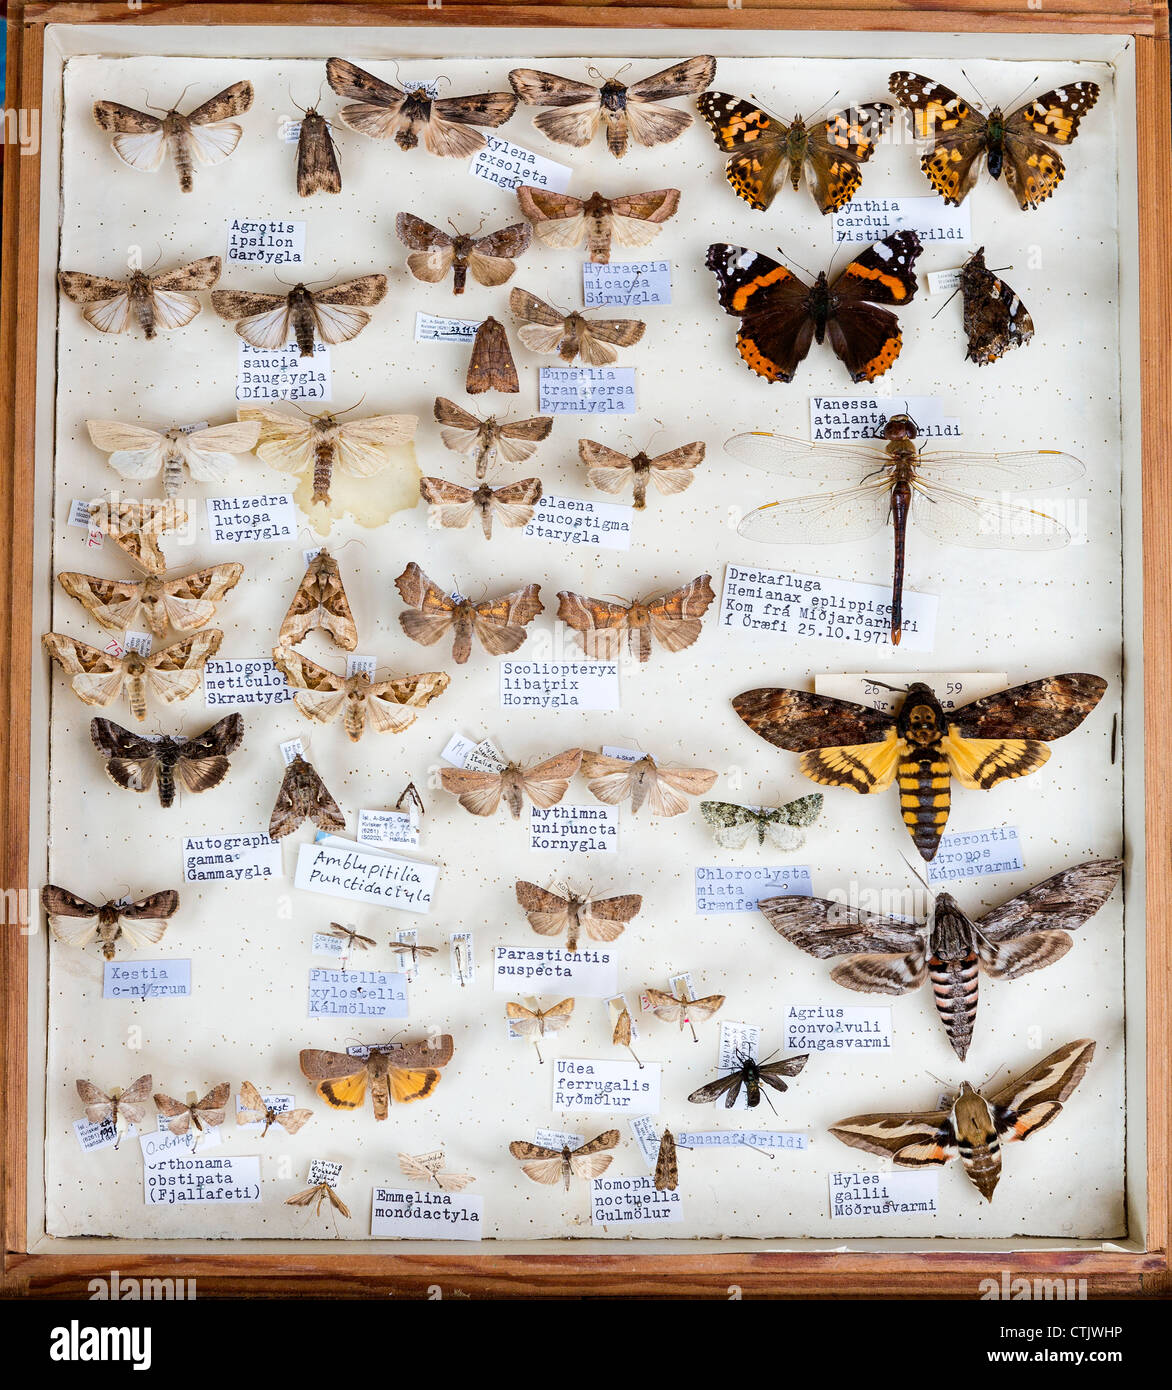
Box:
960 69 992 109
775 245 817 280
1002 74 1042 112
802 88 841 124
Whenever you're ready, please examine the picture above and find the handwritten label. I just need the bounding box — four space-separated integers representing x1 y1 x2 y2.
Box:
530 804 619 855
74 1117 132 1153
468 134 573 192
415 312 480 343
523 494 633 549
141 1131 261 1206
720 563 937 653
500 660 620 711
204 658 293 707
539 367 636 415
694 865 812 913
926 825 1024 883
493 946 619 998
346 654 375 680
103 960 191 1000
829 1169 939 1220
371 1187 484 1240
307 1158 343 1186
809 394 960 442
676 1130 808 1149
928 267 964 295
307 967 408 1020
312 933 346 958
592 1176 682 1225
450 931 475 986
831 195 971 245
294 842 437 912
552 1058 661 1113
206 493 297 545
182 830 281 884
583 260 671 307
628 1114 662 1169
714 1020 761 1112
226 216 305 266
814 672 1008 711
441 733 507 771
357 808 420 850
236 341 331 403
153 1113 223 1150
785 1004 892 1052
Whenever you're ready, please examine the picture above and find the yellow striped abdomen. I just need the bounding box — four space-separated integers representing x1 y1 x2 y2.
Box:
897 751 951 861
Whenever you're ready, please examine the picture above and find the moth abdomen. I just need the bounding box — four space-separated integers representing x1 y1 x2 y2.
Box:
172 133 195 193
898 751 950 860
292 298 317 358
929 950 980 1060
157 761 176 808
312 439 334 503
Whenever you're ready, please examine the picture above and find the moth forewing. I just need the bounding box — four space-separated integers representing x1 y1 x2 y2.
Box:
654 1128 679 1191
279 549 358 650
466 316 520 394
269 754 346 839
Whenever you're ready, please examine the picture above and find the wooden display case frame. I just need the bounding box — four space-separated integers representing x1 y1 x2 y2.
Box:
1 0 1168 1300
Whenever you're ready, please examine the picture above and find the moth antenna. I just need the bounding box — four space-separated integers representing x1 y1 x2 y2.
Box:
586 64 605 82
801 87 842 124
447 217 462 237
432 75 452 92
613 62 633 81
386 59 405 89
472 213 486 235
288 89 308 115
330 394 367 417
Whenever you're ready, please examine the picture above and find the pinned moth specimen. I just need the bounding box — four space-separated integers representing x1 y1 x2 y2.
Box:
433 397 552 479
514 881 643 951
581 750 717 817
732 674 1107 861
506 997 575 1062
688 1049 809 1109
466 316 520 394
700 793 824 851
419 474 542 540
286 1180 350 1221
292 100 342 196
212 273 387 358
59 564 243 638
611 1005 643 1067
279 550 357 650
397 780 426 823
760 858 1122 1060
654 1127 678 1192
389 938 440 968
698 92 894 213
240 401 417 506
90 713 243 807
396 212 532 294
644 983 725 1041
59 256 221 338
955 247 1034 365
237 1081 314 1137
269 754 346 839
93 81 253 191
394 562 543 665
300 1034 455 1119
272 646 449 741
43 630 222 720
42 884 179 961
85 417 261 498
75 1074 153 1149
509 1129 620 1188
399 1150 476 1192
510 287 645 365
830 1038 1095 1202
153 1083 231 1138
323 922 377 961
516 185 680 263
580 437 704 510
508 57 716 157
83 498 192 576
441 748 583 819
327 57 517 156
557 574 714 663
727 412 1081 645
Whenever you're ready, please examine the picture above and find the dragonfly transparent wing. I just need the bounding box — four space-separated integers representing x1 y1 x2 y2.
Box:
915 448 1084 489
910 481 1071 550
738 480 891 545
725 431 887 484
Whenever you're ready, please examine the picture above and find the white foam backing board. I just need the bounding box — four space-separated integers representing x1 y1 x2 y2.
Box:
42 45 1125 1242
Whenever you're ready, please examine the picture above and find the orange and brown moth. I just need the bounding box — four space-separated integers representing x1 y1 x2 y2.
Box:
327 57 517 156
300 1034 455 1120
510 287 645 365
42 629 222 720
509 1129 620 1188
580 436 704 510
420 475 542 540
269 754 346 839
272 645 450 741
153 1083 231 1137
466 316 520 394
83 498 192 575
582 750 717 817
90 713 243 808
279 550 357 650
441 748 583 819
292 100 342 196
394 562 543 665
506 997 576 1063
75 1074 153 1149
94 82 253 191
645 983 726 1040
212 273 387 358
516 185 680 263
58 563 242 638
237 1081 314 1136
59 256 222 338
396 213 532 294
514 881 642 951
42 885 179 961
433 396 552 478
557 574 714 663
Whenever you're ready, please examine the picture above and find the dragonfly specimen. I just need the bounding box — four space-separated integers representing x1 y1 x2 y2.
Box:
725 413 1084 645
